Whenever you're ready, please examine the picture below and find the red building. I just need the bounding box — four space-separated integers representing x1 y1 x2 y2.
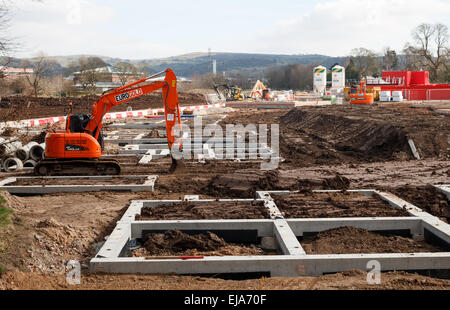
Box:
368 71 450 101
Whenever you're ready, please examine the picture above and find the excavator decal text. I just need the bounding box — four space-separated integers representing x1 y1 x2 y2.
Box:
115 88 144 103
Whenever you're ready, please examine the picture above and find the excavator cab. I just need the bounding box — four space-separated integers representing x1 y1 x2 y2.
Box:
67 114 90 133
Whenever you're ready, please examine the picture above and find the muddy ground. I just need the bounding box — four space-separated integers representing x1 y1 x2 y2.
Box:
220 104 450 167
273 192 410 218
132 230 267 257
301 227 446 254
384 185 450 223
0 92 206 121
0 103 449 290
136 200 270 220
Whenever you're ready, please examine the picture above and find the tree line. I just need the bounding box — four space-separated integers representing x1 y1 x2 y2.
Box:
266 23 449 90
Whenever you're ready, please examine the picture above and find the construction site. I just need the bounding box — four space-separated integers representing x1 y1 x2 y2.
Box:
0 63 449 291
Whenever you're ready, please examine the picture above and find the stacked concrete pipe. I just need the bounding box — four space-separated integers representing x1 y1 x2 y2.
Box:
15 141 39 161
3 157 23 172
30 143 45 161
0 140 24 172
0 140 22 158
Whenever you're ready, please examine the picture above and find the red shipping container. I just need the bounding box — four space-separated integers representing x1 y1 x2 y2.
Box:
411 71 429 85
382 71 412 86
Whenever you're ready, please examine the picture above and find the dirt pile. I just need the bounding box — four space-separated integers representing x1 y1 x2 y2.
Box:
301 226 445 254
204 170 283 198
136 200 270 220
0 190 26 211
274 191 410 218
221 105 449 167
282 105 450 165
280 108 411 166
1 269 449 290
0 92 206 121
387 185 450 223
133 230 264 257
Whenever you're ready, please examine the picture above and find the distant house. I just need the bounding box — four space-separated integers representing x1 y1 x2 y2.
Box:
71 65 142 92
0 67 34 81
70 65 192 92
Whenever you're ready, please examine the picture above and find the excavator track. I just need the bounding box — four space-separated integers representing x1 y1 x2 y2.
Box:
34 158 121 176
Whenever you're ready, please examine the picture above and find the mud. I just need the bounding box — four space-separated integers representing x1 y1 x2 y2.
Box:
220 105 450 167
1 269 449 290
132 230 266 257
280 106 449 166
386 185 450 223
273 191 410 218
301 226 446 254
136 200 270 220
203 170 282 198
0 93 206 121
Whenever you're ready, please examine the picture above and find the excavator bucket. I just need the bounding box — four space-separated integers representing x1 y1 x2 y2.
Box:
169 156 186 174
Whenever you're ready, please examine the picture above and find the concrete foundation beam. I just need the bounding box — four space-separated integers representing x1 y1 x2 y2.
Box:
0 175 158 194
90 253 450 277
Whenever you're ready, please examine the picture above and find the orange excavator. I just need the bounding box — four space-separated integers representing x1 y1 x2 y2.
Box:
34 69 183 176
349 80 374 104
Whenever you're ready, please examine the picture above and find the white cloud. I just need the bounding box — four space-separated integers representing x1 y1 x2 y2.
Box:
248 0 450 56
9 0 182 59
7 0 450 59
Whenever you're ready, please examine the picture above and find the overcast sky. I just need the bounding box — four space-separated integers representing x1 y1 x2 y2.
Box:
8 0 450 59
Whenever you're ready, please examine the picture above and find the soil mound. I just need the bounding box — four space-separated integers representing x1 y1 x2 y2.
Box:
136 200 270 220
280 108 411 165
144 230 226 255
301 226 445 254
203 170 282 198
0 191 26 212
274 191 409 218
135 230 265 257
388 185 450 223
0 93 206 121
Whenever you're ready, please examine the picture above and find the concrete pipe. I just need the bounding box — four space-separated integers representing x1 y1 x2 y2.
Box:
3 157 24 172
15 141 39 162
30 143 45 161
1 154 14 167
23 159 38 168
0 141 22 158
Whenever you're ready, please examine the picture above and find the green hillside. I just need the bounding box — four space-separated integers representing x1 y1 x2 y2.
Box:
2 52 347 78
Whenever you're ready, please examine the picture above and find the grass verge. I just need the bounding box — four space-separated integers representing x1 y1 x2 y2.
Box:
0 191 13 273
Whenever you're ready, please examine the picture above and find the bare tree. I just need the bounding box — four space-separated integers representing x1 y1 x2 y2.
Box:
349 48 381 79
382 47 399 71
405 23 449 82
114 62 137 86
25 53 56 97
77 56 107 92
266 64 314 90
0 0 12 63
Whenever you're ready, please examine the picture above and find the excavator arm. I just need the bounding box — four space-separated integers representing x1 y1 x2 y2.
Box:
84 68 182 150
